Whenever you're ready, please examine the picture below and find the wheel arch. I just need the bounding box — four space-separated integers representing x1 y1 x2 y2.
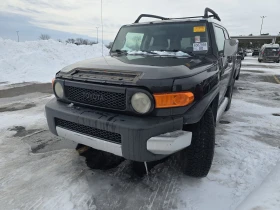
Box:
183 87 219 125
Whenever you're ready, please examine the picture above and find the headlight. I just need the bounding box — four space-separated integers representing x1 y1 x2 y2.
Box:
131 92 151 114
54 82 64 98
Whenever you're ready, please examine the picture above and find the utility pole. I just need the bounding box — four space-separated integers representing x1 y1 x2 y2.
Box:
101 0 104 56
16 31 19 42
96 27 99 43
260 16 266 35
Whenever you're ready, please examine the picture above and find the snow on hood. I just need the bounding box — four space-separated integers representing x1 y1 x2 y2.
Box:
127 50 190 57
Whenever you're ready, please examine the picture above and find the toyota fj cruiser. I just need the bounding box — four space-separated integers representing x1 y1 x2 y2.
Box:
45 8 239 177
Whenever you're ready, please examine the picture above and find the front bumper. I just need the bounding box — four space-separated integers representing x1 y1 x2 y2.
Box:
45 98 192 162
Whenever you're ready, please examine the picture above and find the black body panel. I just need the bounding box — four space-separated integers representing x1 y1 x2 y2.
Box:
45 18 237 162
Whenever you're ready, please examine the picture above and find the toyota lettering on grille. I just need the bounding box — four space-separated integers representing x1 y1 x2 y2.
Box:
82 92 105 101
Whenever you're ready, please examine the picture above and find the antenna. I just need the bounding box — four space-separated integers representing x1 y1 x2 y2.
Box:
101 0 104 56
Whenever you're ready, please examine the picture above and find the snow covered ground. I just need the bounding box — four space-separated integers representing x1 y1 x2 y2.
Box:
243 54 280 67
237 162 280 210
0 51 280 209
0 38 109 85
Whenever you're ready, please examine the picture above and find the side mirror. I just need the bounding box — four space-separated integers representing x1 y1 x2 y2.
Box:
224 39 239 57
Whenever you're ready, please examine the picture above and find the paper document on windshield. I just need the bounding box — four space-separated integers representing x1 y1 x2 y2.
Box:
193 42 208 51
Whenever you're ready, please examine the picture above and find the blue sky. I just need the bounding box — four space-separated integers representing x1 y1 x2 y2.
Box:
0 12 105 42
1 0 280 42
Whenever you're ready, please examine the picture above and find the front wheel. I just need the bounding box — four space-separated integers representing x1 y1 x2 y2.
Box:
179 108 215 178
276 60 280 63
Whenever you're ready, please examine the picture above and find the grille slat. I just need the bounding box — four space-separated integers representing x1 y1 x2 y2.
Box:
56 119 121 144
65 85 126 110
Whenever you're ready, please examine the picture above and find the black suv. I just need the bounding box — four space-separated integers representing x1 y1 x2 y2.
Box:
45 8 239 177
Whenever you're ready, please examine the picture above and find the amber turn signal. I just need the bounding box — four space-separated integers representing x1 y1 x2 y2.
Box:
153 92 194 108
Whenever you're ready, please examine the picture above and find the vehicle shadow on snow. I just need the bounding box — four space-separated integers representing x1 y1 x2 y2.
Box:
77 144 169 177
82 150 188 210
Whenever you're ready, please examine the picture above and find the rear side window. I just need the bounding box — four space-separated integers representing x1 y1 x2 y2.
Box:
214 26 226 52
265 48 279 52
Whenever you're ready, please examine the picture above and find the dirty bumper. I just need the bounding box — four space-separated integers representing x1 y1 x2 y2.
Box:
45 98 192 162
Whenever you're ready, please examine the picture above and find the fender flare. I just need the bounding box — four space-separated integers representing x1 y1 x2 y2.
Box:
183 85 219 125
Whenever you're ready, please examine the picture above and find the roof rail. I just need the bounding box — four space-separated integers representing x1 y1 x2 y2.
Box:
134 8 221 24
203 7 221 21
134 14 169 23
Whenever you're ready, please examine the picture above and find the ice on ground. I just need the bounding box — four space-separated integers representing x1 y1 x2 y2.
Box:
178 96 280 210
241 67 280 75
0 38 109 85
237 161 280 210
0 96 98 210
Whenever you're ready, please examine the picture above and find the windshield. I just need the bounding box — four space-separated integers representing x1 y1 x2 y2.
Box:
111 22 209 56
264 48 279 52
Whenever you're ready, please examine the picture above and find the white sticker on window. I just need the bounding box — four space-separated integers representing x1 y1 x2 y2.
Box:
193 42 208 51
195 36 200 43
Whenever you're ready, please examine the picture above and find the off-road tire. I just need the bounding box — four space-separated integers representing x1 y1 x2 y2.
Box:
236 72 240 80
236 63 241 80
258 59 261 63
276 60 280 63
179 108 215 178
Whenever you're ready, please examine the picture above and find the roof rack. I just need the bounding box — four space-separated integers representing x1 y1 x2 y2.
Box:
203 7 221 21
134 14 169 23
134 7 221 23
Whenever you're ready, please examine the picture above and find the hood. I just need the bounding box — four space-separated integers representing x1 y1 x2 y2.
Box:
59 55 214 80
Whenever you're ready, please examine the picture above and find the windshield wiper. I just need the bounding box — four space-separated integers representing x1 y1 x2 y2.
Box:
111 49 127 54
154 49 193 57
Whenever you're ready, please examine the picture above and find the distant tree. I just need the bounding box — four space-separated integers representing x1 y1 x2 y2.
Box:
88 41 97 45
75 38 84 45
65 38 96 45
39 34 51 40
249 34 253 36
82 39 89 45
57 39 62 42
66 38 75 44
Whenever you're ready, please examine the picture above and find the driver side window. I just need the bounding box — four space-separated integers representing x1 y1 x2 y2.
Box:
214 26 226 52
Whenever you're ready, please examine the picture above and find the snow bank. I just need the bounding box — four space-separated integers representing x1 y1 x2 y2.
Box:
0 38 109 84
